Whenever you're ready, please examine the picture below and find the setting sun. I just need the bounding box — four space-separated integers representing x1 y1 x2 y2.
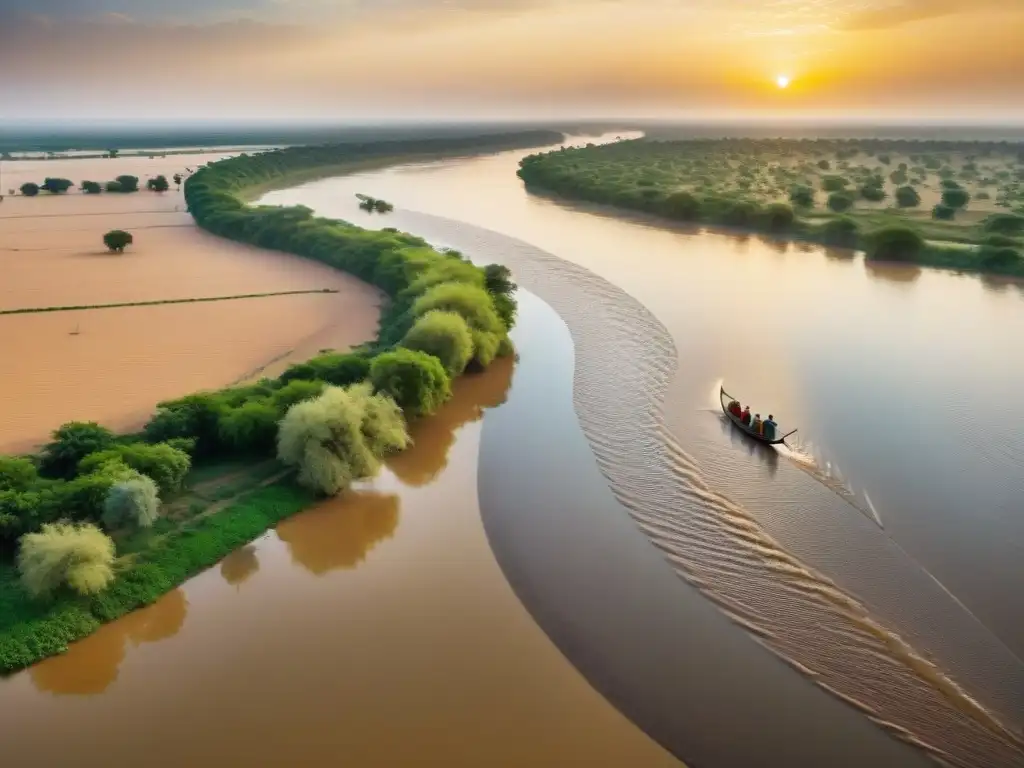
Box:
776 75 791 89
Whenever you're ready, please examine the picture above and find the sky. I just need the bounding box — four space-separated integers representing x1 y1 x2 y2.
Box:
2 0 1023 122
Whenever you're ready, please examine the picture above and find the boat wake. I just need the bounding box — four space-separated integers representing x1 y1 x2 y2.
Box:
386 210 1024 768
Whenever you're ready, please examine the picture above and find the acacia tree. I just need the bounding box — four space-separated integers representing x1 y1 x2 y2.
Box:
895 185 921 208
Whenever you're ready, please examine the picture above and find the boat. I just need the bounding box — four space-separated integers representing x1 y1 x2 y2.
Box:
720 386 797 446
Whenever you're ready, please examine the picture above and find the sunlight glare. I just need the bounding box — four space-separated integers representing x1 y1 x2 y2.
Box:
776 75 791 89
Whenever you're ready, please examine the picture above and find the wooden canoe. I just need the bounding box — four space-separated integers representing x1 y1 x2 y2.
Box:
720 386 797 446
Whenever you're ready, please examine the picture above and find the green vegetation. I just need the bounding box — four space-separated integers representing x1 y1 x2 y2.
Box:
0 129 557 673
113 175 140 193
356 193 394 213
147 175 170 193
81 180 102 195
0 288 340 316
103 230 133 253
517 137 1024 277
19 182 39 197
401 311 474 375
41 178 74 194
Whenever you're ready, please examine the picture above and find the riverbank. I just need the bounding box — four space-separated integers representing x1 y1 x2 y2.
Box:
0 130 561 672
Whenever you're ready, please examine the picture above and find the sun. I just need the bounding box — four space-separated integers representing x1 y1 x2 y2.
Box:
776 75 791 89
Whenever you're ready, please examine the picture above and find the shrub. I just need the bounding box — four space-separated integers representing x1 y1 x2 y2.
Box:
821 175 848 192
761 203 795 231
81 180 103 194
484 264 518 330
104 229 133 252
401 310 474 375
984 214 1024 234
0 457 38 492
370 348 452 417
278 352 372 387
817 159 830 170
867 226 925 262
827 192 854 213
860 184 886 202
412 282 504 368
940 179 962 190
41 178 74 194
663 190 701 220
978 246 1022 271
889 169 908 185
19 182 39 197
933 204 956 220
822 216 859 245
17 522 116 598
789 185 815 208
277 383 410 495
79 442 191 495
39 421 116 479
941 188 970 209
147 175 170 192
114 175 139 193
105 181 123 193
103 476 161 529
982 234 1021 248
895 185 921 208
270 379 326 411
144 392 229 457
218 400 281 454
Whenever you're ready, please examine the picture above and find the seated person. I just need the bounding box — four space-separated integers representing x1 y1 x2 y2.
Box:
741 406 752 426
728 400 742 418
763 415 778 441
752 413 763 435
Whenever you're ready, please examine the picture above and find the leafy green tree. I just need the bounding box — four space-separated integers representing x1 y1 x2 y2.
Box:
483 263 518 330
817 159 830 170
663 190 700 220
941 187 970 209
173 173 183 189
18 522 115 598
105 181 123 193
103 476 161 530
822 216 859 245
827 192 854 212
895 186 921 208
821 175 849 192
401 310 474 375
144 392 229 457
789 185 815 208
79 442 191 495
39 421 116 478
41 178 74 194
81 180 102 194
277 383 410 495
370 348 452 417
114 175 139 193
978 245 1022 272
0 457 38 492
762 203 795 231
933 203 956 220
104 229 133 252
147 175 170 192
19 182 39 197
860 184 886 202
271 379 326 412
412 282 504 369
867 226 925 261
218 400 281 454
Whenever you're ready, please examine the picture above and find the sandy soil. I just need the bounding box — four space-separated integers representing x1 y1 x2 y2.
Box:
0 153 382 453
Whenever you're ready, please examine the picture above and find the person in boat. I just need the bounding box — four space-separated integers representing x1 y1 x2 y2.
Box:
741 406 752 426
763 414 777 441
728 399 742 418
752 413 763 435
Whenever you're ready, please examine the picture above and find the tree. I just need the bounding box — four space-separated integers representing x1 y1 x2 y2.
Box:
978 245 1022 272
0 457 38 492
933 204 956 220
105 181 123 193
895 185 921 208
401 310 474 375
173 173 183 190
762 203 795 231
18 522 116 598
114 175 139 193
412 282 504 369
81 180 103 194
218 400 281 454
103 476 161 529
789 185 815 208
889 168 908 185
277 383 410 495
821 175 849 192
104 229 133 252
79 442 191 495
941 187 970 209
483 263 518 330
662 190 700 220
271 379 326 412
19 182 39 197
147 175 170 192
822 216 859 245
39 421 116 478
41 178 74 194
370 348 452 417
817 159 830 170
827 192 854 212
860 184 886 202
867 226 925 262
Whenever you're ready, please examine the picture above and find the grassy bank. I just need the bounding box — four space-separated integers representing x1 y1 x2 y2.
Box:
0 129 560 674
517 138 1024 278
0 289 339 316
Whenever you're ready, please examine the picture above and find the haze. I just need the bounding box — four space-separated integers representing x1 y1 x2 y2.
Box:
2 0 1023 122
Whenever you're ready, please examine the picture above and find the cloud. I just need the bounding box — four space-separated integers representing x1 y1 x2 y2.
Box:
838 0 1011 31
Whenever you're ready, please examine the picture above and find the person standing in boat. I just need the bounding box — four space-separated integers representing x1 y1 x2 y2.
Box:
741 406 752 426
763 415 778 441
752 413 763 435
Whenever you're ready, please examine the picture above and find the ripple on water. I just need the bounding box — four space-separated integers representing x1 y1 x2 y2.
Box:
388 210 1024 768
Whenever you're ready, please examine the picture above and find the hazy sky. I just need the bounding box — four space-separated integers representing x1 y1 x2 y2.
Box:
2 0 1023 122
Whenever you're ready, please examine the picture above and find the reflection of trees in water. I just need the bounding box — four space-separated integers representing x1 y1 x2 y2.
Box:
864 260 922 284
30 588 188 696
385 354 515 487
220 545 259 588
275 490 399 575
719 414 779 477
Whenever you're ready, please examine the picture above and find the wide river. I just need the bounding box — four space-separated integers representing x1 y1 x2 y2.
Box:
2 135 1022 768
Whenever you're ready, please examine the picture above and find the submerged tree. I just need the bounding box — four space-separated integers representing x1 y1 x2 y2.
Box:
147 175 170 192
81 180 103 194
104 229 134 252
19 182 39 197
41 178 74 194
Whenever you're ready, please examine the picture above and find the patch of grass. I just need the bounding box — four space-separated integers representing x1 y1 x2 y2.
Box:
0 482 315 674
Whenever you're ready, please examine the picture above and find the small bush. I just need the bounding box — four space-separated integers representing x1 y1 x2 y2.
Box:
277 383 410 495
761 203 795 231
41 178 74 194
103 476 161 529
147 175 170 192
941 188 970 209
271 379 325 411
983 234 1021 248
0 457 38 493
104 229 133 252
19 182 39 197
412 282 504 368
81 180 103 194
933 204 956 220
860 184 886 202
401 310 474 375
895 185 921 208
114 175 139 193
17 522 116 598
822 216 859 245
370 348 452 417
867 226 925 262
984 214 1024 234
79 442 191 495
827 192 854 213
105 181 123 193
40 421 116 479
789 185 815 208
218 400 281 454
978 245 1022 271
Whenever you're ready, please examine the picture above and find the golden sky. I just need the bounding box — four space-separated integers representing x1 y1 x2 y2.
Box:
2 0 1022 121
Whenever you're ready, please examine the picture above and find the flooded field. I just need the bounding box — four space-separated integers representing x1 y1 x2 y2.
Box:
0 350 678 768
0 152 381 451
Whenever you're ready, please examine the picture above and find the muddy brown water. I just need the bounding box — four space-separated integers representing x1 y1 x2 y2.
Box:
0 351 678 767
258 137 1024 767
